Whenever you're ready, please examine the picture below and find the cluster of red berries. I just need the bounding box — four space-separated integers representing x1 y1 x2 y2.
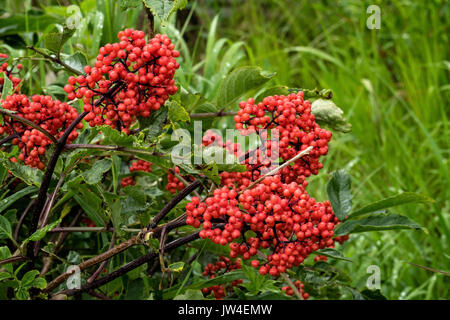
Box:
120 159 152 187
201 256 243 299
187 92 348 281
0 53 22 96
234 93 332 187
282 280 309 299
64 29 179 134
166 166 195 194
0 94 81 169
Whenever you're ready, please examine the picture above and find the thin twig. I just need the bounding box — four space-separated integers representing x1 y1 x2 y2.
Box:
190 111 237 119
239 146 313 194
88 233 116 283
0 109 57 144
27 46 83 76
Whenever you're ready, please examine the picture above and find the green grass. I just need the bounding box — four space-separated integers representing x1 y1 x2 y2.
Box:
2 0 448 299
194 0 449 299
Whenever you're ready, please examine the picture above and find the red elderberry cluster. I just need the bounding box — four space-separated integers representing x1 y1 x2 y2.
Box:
166 166 195 194
234 93 332 187
282 280 309 299
64 29 179 134
0 94 81 169
120 159 152 187
0 53 23 96
202 256 243 299
186 92 349 280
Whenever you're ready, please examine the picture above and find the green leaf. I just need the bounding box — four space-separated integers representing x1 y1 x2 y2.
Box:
0 151 43 187
43 24 76 53
30 277 47 290
361 289 387 300
81 159 112 184
0 246 12 273
0 272 11 281
20 270 39 287
61 51 87 75
326 170 352 221
0 186 36 214
168 100 190 123
315 248 352 262
138 107 168 141
254 86 289 103
334 214 421 236
350 192 434 219
1 76 13 97
0 215 12 240
217 163 247 173
143 0 188 23
216 66 275 110
200 163 220 185
0 14 64 36
173 289 203 300
167 261 184 272
15 286 30 300
119 0 141 10
72 187 107 227
25 218 62 242
164 269 244 299
94 125 135 147
311 99 351 133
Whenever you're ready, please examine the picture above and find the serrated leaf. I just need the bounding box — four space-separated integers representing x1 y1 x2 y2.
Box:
350 192 434 219
168 100 190 122
334 214 421 236
43 24 76 53
81 159 112 184
20 270 39 287
326 170 352 221
25 218 62 242
94 125 135 147
0 186 36 214
200 163 220 185
173 289 203 300
1 76 13 97
0 151 43 187
139 107 168 141
72 187 107 227
216 66 275 110
311 99 351 133
143 0 187 23
61 51 87 75
315 248 352 262
0 215 12 240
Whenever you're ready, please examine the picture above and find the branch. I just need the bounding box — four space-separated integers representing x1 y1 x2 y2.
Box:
63 143 158 158
0 109 57 144
239 146 313 195
147 180 201 229
55 230 203 297
0 255 30 266
27 46 83 76
190 111 237 119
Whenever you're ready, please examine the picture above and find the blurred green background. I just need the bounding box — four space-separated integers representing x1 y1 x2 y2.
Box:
1 0 448 299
